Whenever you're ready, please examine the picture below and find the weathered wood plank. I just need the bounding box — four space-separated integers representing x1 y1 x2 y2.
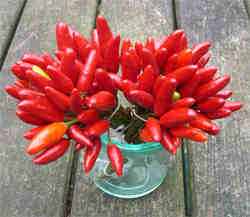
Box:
0 0 97 216
245 0 250 18
176 0 250 216
0 0 26 67
71 1 185 217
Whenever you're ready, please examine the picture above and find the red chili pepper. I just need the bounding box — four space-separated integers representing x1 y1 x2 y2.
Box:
128 90 154 108
140 127 153 142
204 107 232 119
191 41 211 64
121 48 141 82
54 50 64 60
16 109 49 125
223 101 243 112
172 136 182 148
87 80 102 95
18 98 65 122
77 109 100 124
214 88 232 99
189 112 219 135
96 15 112 56
95 68 117 94
155 47 168 70
196 66 217 85
161 129 176 154
60 48 78 83
91 29 105 68
121 38 132 57
74 59 85 72
77 49 97 92
21 53 46 70
23 126 45 140
25 69 54 92
178 71 200 97
146 118 162 142
104 34 120 73
33 139 70 164
84 137 102 172
153 75 166 97
75 143 85 151
176 48 193 68
5 85 23 99
194 76 231 102
145 37 155 54
121 79 138 96
175 33 188 53
170 97 196 109
85 119 110 137
46 65 74 94
154 38 162 51
16 60 33 72
154 78 177 116
71 60 84 86
160 108 197 128
11 63 27 80
44 86 70 111
73 31 92 62
56 22 75 51
163 53 178 75
41 53 59 68
26 120 75 154
107 72 122 89
68 125 94 147
70 88 84 114
137 65 155 92
141 48 159 76
13 80 29 88
107 143 123 176
86 91 116 111
170 126 208 142
18 89 45 100
159 29 184 57
166 65 198 86
135 40 144 59
197 97 225 113
197 53 211 68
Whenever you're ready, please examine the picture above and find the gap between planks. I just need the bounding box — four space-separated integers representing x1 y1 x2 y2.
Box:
172 0 193 216
0 0 27 71
243 0 250 19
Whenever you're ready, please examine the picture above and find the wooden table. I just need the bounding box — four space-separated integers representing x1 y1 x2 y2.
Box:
0 0 250 216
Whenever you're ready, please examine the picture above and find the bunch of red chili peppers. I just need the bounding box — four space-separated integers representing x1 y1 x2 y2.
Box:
5 15 242 176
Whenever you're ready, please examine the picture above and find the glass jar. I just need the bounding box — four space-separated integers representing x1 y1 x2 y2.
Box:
90 131 170 199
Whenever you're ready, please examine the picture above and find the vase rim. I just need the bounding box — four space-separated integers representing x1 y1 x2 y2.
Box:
100 134 163 153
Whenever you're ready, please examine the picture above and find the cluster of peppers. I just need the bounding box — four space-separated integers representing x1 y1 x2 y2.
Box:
5 15 242 176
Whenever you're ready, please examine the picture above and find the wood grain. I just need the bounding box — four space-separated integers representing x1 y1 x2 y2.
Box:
175 0 250 216
0 0 26 67
0 0 97 216
71 1 185 217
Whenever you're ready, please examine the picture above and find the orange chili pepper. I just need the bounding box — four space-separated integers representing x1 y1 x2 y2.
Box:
26 119 77 155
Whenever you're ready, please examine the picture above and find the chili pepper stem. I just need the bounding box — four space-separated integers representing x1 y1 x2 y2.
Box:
65 118 78 128
130 107 147 122
108 100 121 121
107 129 112 145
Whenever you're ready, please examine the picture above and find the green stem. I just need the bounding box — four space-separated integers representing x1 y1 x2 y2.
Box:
65 118 78 128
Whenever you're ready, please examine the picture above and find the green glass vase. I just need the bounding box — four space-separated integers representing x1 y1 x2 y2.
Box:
90 131 170 199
